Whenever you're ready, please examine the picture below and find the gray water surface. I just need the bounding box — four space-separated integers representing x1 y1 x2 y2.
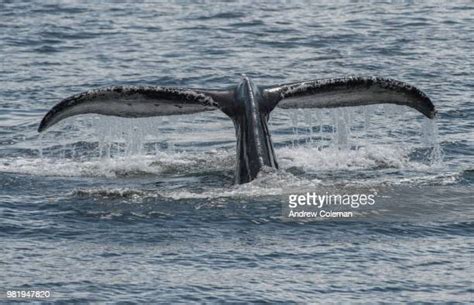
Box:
0 2 473 303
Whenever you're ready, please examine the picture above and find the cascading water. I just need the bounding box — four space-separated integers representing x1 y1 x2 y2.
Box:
271 105 442 174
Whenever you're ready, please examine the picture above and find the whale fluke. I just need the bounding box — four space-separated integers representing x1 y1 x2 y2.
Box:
264 77 436 119
38 76 436 184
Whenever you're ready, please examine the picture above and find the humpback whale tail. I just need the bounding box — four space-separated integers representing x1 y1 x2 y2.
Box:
38 76 436 184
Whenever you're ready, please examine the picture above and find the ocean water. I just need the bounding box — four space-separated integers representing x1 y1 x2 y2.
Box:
1 1 473 303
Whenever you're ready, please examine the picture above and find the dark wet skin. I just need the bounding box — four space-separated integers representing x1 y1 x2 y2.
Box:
227 77 279 184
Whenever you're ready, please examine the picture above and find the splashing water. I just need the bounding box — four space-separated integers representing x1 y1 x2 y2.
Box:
17 104 445 190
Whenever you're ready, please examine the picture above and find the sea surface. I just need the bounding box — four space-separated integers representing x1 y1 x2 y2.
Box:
1 1 473 303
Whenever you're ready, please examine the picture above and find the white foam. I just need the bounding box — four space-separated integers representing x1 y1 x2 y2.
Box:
277 144 411 172
0 149 234 178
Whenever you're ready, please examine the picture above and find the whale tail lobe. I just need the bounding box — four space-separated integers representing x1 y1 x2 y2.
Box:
263 77 436 119
37 86 235 132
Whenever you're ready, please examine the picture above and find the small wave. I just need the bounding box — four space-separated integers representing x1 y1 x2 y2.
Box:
65 168 461 203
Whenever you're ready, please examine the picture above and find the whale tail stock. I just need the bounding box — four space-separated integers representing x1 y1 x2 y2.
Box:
38 77 436 184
